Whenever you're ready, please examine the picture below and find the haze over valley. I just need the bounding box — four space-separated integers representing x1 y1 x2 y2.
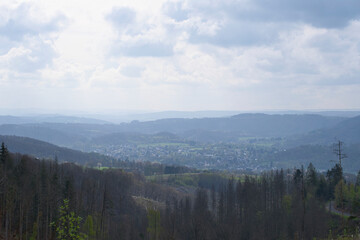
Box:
0 111 360 173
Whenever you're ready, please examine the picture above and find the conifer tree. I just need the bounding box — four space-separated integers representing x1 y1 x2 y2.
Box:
55 199 87 240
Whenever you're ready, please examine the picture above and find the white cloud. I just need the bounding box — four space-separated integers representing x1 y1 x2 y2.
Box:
0 0 359 112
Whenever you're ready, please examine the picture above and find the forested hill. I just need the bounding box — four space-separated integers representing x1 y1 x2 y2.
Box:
0 114 345 144
286 115 360 147
118 113 345 136
0 124 85 147
0 135 112 166
266 144 360 172
0 135 198 175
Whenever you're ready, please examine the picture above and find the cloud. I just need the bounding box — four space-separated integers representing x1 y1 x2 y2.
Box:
121 65 144 78
162 1 189 22
115 42 173 57
246 0 360 28
106 7 136 29
0 0 359 112
164 0 360 48
0 36 13 55
0 3 66 41
0 38 56 73
189 20 283 47
187 0 360 28
0 3 66 74
106 6 174 58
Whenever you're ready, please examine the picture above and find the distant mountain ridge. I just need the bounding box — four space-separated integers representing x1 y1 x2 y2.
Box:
0 124 85 147
286 115 360 147
0 115 110 124
116 113 345 137
114 110 242 122
0 113 347 147
1 112 360 173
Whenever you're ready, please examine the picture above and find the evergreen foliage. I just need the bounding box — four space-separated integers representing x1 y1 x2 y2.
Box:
55 199 86 240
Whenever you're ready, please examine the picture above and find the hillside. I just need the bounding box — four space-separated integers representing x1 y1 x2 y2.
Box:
116 113 345 137
0 124 86 147
285 115 360 147
0 113 345 147
0 135 113 166
90 131 185 145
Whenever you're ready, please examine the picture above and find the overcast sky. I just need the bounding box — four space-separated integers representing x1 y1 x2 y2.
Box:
0 0 360 113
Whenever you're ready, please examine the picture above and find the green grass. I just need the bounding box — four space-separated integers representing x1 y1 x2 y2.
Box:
98 166 110 170
96 166 122 171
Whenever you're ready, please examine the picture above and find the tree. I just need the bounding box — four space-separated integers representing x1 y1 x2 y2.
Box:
54 199 86 240
81 215 96 240
147 208 162 240
327 164 343 198
305 163 317 187
29 222 38 240
355 171 360 189
0 142 12 169
0 142 8 164
315 175 328 200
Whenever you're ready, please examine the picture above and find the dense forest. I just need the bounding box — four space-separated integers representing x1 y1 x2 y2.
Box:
0 142 359 239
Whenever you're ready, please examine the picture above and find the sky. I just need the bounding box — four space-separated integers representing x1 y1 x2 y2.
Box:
0 0 360 114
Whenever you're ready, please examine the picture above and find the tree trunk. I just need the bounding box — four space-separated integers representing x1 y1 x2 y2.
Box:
5 211 8 240
19 203 23 240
